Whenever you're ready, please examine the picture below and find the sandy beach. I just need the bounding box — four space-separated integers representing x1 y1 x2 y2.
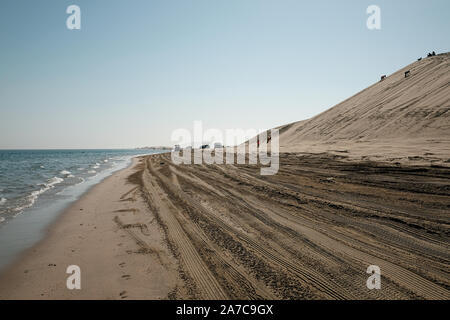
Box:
0 151 449 300
1 55 449 300
0 157 180 299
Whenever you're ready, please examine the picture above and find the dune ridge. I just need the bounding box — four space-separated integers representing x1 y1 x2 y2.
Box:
276 53 450 164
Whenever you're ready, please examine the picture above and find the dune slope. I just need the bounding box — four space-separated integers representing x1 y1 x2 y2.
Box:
277 53 450 164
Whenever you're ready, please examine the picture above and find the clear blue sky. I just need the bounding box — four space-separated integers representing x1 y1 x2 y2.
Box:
0 0 449 149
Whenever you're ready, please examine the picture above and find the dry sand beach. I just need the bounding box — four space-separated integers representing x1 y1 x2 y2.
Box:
0 54 449 300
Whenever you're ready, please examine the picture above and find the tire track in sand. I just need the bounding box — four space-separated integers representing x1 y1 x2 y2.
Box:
141 159 228 299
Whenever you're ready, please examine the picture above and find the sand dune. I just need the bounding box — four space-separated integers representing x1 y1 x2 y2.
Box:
277 53 450 164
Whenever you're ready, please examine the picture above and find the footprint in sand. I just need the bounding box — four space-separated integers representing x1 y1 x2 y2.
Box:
121 274 131 280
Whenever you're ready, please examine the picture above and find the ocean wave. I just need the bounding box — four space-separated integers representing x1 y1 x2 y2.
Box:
0 217 5 223
77 168 84 171
103 159 108 163
87 170 96 174
0 198 6 205
22 177 65 212
67 174 75 178
47 177 64 187
60 170 71 176
92 162 101 169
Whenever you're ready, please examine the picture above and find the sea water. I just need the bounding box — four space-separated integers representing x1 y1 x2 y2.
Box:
0 149 166 271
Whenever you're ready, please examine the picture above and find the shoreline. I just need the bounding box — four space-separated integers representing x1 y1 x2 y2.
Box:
0 151 169 273
0 155 178 299
0 157 133 273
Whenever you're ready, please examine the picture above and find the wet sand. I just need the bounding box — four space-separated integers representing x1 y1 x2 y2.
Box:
0 153 448 299
0 157 180 299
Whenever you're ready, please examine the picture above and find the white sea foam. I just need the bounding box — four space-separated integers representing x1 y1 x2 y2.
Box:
0 217 5 223
60 170 71 176
0 198 6 205
88 170 96 174
20 177 65 212
47 177 64 187
92 165 100 169
103 159 108 163
67 174 75 178
78 168 84 171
